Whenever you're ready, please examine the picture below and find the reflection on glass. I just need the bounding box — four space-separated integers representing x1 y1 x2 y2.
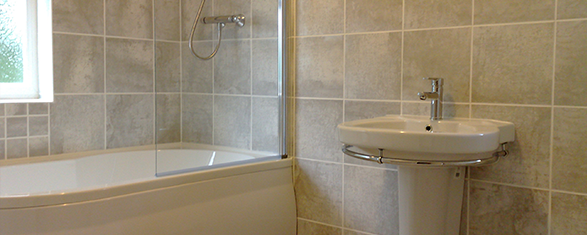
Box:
0 0 26 83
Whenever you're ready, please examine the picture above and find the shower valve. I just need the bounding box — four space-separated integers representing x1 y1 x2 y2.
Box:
203 14 246 27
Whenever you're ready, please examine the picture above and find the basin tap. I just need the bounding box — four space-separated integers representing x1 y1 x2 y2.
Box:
417 77 443 121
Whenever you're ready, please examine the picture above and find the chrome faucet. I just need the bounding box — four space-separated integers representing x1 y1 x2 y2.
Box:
418 77 443 121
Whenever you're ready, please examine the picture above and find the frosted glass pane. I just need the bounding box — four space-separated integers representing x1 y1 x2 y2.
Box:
0 0 25 83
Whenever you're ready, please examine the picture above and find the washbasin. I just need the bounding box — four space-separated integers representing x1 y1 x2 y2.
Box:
337 115 515 162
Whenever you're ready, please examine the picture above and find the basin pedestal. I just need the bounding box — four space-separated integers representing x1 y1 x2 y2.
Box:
398 166 465 235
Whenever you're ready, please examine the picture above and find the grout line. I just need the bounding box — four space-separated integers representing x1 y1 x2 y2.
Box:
3 105 5 159
103 0 108 151
297 218 379 235
179 0 184 144
399 0 405 115
548 3 558 234
26 105 29 158
250 39 254 151
341 0 346 227
467 3 474 233
152 0 157 149
469 179 551 191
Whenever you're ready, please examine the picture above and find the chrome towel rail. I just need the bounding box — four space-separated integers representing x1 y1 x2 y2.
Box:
342 143 509 167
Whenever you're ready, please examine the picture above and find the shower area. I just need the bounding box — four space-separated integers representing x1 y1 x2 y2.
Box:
151 0 286 173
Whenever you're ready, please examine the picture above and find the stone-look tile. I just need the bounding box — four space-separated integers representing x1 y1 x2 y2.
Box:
0 140 4 159
557 0 587 19
156 94 180 144
294 159 343 226
29 137 49 157
0 104 4 116
53 34 104 94
460 180 469 235
343 230 372 235
402 102 470 119
344 101 401 122
471 105 551 188
29 103 48 115
252 0 278 38
6 117 27 138
344 165 399 235
106 0 153 39
552 108 587 193
474 0 555 24
403 28 471 103
214 40 251 94
155 42 180 92
52 0 104 34
346 0 402 33
106 95 154 149
6 139 27 159
551 192 587 234
296 36 344 98
214 96 251 149
29 116 49 136
296 0 343 36
181 0 214 41
343 101 400 169
469 181 548 235
252 39 278 96
106 38 154 93
297 219 342 235
214 0 252 39
0 118 4 138
50 95 105 154
182 42 213 93
182 94 213 144
252 97 278 153
472 24 554 105
295 99 343 162
345 33 402 100
6 104 27 116
554 21 587 106
155 0 180 41
404 0 472 29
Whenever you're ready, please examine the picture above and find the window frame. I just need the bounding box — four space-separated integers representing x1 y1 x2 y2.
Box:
0 0 53 103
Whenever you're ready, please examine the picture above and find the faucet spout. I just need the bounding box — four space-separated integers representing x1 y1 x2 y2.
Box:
418 78 444 120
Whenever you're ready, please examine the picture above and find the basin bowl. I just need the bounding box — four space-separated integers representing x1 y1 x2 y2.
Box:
337 115 515 161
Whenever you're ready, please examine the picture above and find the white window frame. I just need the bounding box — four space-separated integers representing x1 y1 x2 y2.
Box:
0 0 52 103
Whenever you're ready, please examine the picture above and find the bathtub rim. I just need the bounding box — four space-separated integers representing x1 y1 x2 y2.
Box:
0 143 291 210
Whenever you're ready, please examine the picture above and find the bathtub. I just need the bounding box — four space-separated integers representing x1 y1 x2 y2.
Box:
0 144 296 235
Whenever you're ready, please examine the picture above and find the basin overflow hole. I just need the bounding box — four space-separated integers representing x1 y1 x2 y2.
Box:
425 125 432 132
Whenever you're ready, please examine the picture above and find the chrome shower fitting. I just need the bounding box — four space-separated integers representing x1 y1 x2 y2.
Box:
188 0 246 60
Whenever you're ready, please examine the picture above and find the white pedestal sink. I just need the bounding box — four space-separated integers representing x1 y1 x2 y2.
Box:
337 115 515 235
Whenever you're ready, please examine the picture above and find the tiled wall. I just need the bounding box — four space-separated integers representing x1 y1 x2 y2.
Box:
181 0 280 153
0 0 281 159
291 0 587 234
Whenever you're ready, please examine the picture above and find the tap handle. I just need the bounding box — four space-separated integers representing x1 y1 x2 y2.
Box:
423 77 443 90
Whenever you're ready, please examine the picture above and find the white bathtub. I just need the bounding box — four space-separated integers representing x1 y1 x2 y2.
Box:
0 145 296 235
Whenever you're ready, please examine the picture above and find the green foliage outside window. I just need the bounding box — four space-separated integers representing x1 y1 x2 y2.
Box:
0 0 24 83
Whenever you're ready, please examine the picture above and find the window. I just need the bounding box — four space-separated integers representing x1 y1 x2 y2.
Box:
0 0 52 103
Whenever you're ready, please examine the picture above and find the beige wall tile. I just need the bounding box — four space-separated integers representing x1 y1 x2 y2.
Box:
182 94 213 144
252 39 278 96
29 116 49 136
344 165 399 235
344 100 401 122
0 118 4 139
156 94 180 144
402 102 470 119
551 192 587 234
105 38 154 93
6 104 27 116
106 95 154 149
472 23 554 105
469 181 548 235
0 140 3 159
29 104 48 115
214 96 251 149
53 34 104 94
155 0 180 41
29 137 49 157
474 0 555 24
106 0 153 39
295 36 344 98
345 0 402 33
470 105 551 188
252 0 278 38
182 0 214 41
343 230 372 235
6 139 27 159
295 99 343 162
403 28 471 103
52 0 104 34
552 108 587 193
294 159 343 226
252 97 279 153
6 117 27 138
557 0 587 19
214 40 251 95
296 0 344 36
554 21 587 106
345 33 402 100
404 0 472 29
155 42 181 93
297 219 342 235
